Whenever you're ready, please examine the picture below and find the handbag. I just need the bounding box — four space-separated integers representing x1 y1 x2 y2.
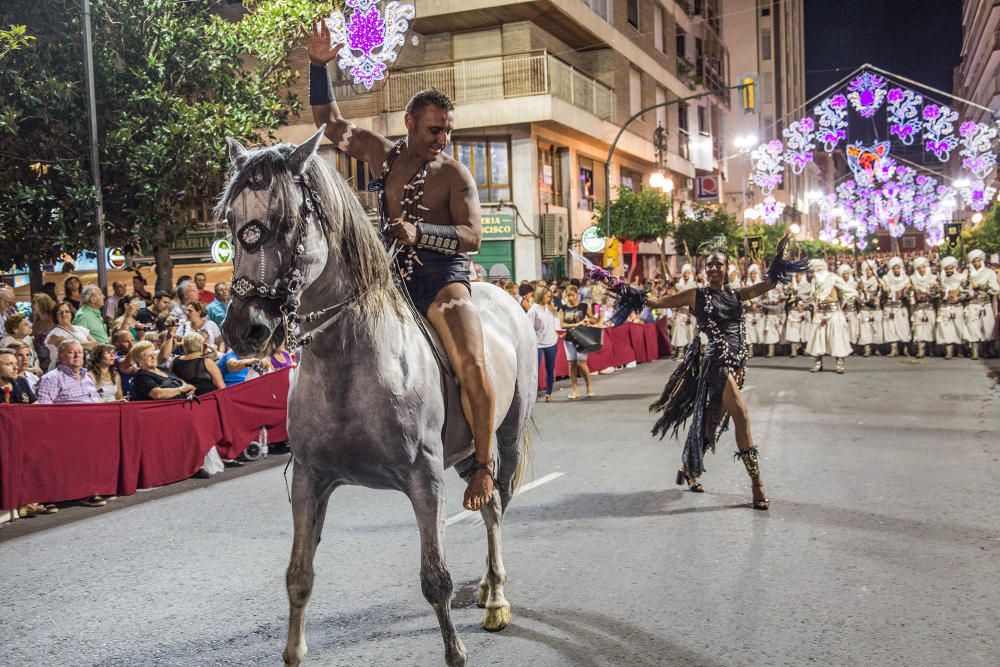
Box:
565 325 604 353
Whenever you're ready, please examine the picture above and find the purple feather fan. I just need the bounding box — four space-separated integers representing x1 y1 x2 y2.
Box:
766 256 810 285
583 265 647 326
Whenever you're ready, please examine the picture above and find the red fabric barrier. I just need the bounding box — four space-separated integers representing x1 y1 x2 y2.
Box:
655 317 673 357
0 368 291 509
627 324 650 364
537 321 669 387
644 323 661 361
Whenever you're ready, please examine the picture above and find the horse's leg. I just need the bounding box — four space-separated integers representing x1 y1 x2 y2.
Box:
282 465 334 667
409 474 468 667
477 487 511 631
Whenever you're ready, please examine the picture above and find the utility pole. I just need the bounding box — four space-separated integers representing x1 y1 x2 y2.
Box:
81 0 107 292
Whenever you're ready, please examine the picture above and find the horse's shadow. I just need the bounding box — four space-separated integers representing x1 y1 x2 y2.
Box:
507 489 747 522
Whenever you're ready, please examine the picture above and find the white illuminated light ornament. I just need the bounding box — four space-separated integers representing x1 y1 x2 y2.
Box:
327 0 416 90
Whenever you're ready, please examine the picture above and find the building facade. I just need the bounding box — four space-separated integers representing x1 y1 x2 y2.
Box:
276 0 734 281
954 0 1000 126
721 0 817 237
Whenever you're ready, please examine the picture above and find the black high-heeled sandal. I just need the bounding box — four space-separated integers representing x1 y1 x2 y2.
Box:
676 469 705 493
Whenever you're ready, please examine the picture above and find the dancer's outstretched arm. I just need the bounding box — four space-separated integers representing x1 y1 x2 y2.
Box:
646 288 695 310
301 20 394 167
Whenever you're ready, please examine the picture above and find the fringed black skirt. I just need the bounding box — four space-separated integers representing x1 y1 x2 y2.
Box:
650 343 744 477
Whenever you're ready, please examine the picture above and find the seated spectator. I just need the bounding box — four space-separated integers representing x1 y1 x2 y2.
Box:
104 280 127 320
36 340 106 507
178 301 223 351
44 302 97 369
129 340 195 401
0 285 18 333
217 348 269 387
268 341 296 370
73 284 110 344
88 344 123 402
137 290 178 329
0 347 36 405
9 341 41 393
113 329 137 395
1 312 40 371
36 340 100 404
171 333 225 396
31 292 57 371
206 282 230 328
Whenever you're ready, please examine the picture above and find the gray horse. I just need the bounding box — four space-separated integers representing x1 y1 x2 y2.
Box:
217 128 537 667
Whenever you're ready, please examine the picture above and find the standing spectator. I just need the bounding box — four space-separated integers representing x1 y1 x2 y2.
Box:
194 272 215 304
31 293 57 361
527 285 560 402
0 347 36 404
62 275 83 310
136 290 174 329
217 348 269 387
112 295 145 340
41 282 58 301
73 285 111 344
44 302 97 369
132 271 152 301
171 334 225 396
0 285 17 332
87 344 123 402
558 285 596 400
2 313 39 370
206 282 230 328
268 341 296 370
36 340 101 404
129 340 196 401
104 281 128 320
178 301 223 350
113 329 137 395
10 341 41 393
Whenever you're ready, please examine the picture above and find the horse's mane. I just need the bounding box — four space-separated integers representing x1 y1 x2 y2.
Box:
215 144 405 330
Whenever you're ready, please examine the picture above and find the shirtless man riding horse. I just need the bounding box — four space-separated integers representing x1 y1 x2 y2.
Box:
302 20 496 511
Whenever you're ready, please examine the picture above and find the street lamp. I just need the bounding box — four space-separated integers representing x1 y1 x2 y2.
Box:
743 207 760 221
953 178 971 189
972 212 984 224
806 190 823 202
789 223 801 234
734 134 759 151
649 171 665 189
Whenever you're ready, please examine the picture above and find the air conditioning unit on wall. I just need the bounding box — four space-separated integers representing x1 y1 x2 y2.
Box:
540 212 568 258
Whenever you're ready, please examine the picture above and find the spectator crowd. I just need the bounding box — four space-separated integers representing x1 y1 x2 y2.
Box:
0 270 293 526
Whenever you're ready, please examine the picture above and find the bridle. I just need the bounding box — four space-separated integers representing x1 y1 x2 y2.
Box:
229 169 360 349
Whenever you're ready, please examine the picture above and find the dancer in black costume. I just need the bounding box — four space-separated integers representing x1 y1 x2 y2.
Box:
646 233 806 510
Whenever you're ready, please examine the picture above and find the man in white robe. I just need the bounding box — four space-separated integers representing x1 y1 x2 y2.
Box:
742 263 765 357
936 256 968 360
784 271 812 357
964 249 999 359
881 256 912 356
670 264 698 358
857 259 883 356
837 264 861 348
909 257 937 358
806 258 857 373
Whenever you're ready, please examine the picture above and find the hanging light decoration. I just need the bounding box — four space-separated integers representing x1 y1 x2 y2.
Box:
326 0 416 90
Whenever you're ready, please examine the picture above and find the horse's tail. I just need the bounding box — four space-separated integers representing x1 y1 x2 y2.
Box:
511 416 536 494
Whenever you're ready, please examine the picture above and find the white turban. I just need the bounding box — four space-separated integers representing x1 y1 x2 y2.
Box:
837 263 853 276
808 259 828 273
912 257 928 270
887 256 903 269
968 249 985 262
940 256 958 269
681 263 693 275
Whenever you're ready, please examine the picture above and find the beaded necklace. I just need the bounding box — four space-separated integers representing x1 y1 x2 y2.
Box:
372 139 429 280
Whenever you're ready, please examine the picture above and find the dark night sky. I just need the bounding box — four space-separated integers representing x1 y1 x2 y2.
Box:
804 0 965 101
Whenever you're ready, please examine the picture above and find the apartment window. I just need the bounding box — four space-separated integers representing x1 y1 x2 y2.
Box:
620 168 642 193
538 144 564 208
627 0 640 29
676 27 687 60
763 115 773 142
758 0 770 17
579 158 596 211
760 29 772 61
697 106 709 136
654 6 664 52
452 138 511 202
582 0 611 22
762 71 774 104
655 87 667 130
678 103 690 160
629 67 642 116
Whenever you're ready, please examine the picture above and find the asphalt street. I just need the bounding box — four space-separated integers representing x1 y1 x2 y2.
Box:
3 355 999 667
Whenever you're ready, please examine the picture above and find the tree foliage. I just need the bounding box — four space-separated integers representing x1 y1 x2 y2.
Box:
939 203 1000 258
0 0 329 289
0 23 33 60
671 203 739 259
596 186 675 242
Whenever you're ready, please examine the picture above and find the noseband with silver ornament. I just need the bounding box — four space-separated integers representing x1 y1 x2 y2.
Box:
230 170 359 349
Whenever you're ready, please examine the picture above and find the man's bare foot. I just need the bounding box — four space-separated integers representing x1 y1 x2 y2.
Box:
463 468 495 511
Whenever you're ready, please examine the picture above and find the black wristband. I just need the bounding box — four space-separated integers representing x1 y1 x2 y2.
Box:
416 223 460 255
309 63 334 106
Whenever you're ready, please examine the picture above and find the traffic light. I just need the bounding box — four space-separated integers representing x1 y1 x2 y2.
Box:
741 75 757 115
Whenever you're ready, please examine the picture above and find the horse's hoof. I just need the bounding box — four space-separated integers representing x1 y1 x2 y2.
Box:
482 605 511 632
446 642 469 667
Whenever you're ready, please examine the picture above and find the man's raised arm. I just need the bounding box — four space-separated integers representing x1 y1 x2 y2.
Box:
300 20 393 167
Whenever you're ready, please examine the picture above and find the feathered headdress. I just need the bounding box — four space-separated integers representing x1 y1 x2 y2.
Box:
696 235 729 256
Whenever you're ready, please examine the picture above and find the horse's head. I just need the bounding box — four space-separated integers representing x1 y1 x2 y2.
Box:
216 127 331 357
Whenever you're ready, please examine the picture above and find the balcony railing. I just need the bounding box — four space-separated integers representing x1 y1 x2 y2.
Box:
336 51 616 122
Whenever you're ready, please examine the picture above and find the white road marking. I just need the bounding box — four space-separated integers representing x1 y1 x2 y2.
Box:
445 472 564 527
